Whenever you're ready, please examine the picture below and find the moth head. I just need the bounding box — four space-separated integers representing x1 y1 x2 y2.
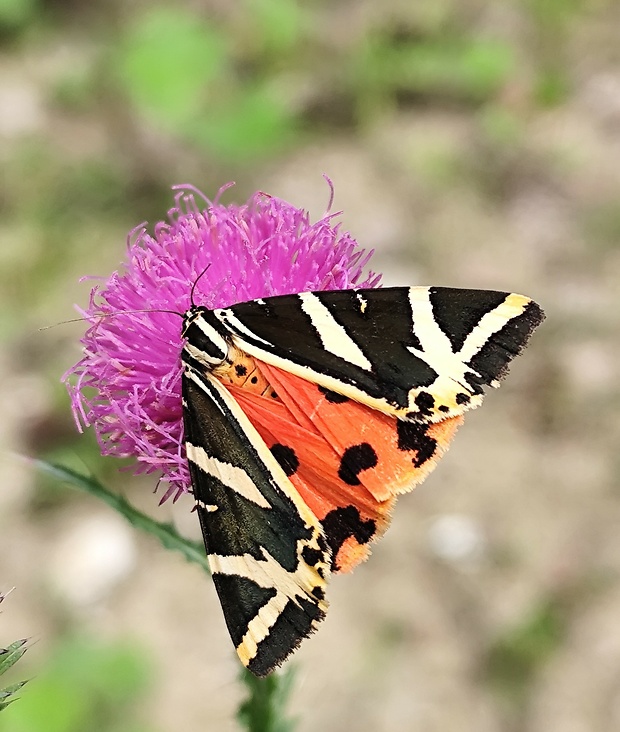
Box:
182 307 231 367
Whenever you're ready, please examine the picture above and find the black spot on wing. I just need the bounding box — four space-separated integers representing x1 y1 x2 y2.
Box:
338 443 378 486
415 391 435 416
429 287 509 352
318 385 350 403
246 596 325 677
270 444 299 476
212 574 277 649
397 420 437 468
466 301 545 389
456 392 471 405
235 364 248 377
302 545 323 567
321 506 377 570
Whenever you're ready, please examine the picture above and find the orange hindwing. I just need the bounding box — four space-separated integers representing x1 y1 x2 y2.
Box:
227 359 462 572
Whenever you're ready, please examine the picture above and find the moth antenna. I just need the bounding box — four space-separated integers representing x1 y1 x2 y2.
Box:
40 308 183 331
190 264 212 308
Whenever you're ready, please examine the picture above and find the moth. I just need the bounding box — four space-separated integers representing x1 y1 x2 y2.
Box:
181 286 544 676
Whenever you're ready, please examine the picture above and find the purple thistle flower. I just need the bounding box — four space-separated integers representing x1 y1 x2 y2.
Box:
65 183 381 501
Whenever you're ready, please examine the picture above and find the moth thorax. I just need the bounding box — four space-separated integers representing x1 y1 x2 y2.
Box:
214 348 278 398
182 310 230 367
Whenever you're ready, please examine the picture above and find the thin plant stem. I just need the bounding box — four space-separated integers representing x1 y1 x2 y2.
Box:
32 460 210 573
237 666 297 732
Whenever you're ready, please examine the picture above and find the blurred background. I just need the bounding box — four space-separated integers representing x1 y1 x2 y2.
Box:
1 1 619 730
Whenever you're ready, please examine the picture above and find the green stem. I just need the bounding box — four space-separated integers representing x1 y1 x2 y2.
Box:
237 667 296 732
32 460 210 575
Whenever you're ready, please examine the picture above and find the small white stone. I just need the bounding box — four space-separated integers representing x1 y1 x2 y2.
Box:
427 513 486 564
0 77 43 137
49 513 137 607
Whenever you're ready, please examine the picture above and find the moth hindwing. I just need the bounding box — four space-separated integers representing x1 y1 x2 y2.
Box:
181 285 544 674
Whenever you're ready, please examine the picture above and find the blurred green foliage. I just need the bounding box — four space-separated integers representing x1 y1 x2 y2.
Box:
484 598 566 705
0 636 153 732
0 0 588 223
0 0 38 32
0 616 28 712
351 34 515 119
117 9 227 128
115 4 302 159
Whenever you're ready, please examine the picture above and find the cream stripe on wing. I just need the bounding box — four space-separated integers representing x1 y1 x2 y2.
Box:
457 293 530 363
298 292 373 371
406 288 476 385
237 592 289 664
186 443 271 509
209 550 317 599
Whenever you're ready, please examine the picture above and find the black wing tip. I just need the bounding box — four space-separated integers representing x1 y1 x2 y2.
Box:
245 605 327 678
508 298 546 354
466 297 545 389
524 298 546 328
501 298 546 361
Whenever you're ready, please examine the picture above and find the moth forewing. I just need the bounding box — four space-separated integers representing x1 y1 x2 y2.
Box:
181 363 330 676
213 286 545 423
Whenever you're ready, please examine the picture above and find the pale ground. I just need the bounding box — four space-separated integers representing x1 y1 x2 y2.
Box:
1 5 620 732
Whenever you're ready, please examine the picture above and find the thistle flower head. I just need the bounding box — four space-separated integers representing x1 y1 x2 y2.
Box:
65 184 381 501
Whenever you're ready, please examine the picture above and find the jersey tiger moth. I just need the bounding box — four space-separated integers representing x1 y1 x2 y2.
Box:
181 285 544 676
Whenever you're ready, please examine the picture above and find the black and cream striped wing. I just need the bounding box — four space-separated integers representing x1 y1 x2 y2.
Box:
182 366 330 677
212 286 545 422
